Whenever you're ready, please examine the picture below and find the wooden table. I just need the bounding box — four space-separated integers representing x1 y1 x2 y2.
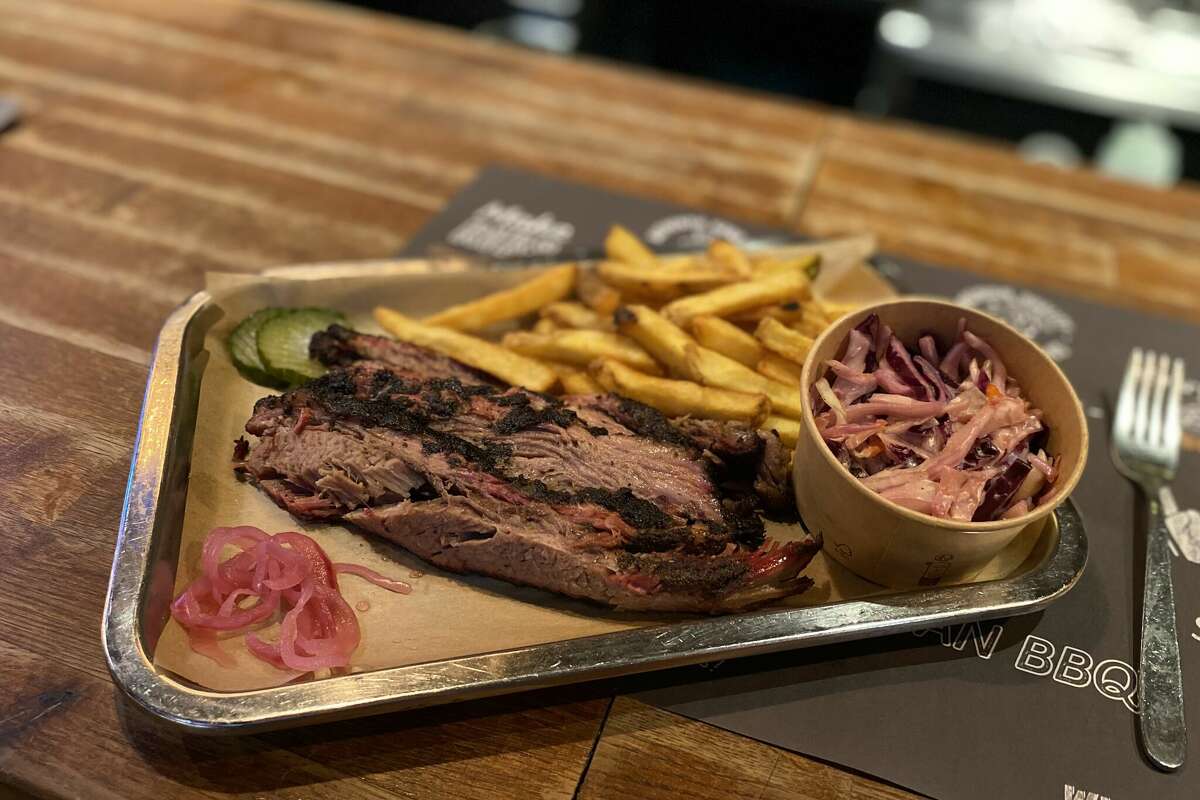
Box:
1 1 1197 798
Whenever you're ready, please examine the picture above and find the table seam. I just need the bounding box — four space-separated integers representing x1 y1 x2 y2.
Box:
570 695 616 800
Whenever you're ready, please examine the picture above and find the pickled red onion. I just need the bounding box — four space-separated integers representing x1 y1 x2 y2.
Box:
334 563 413 594
170 526 409 673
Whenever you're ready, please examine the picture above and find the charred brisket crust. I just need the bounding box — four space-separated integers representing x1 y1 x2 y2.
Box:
495 393 531 407
370 369 421 396
308 324 360 366
423 377 498 398
624 527 729 555
616 551 750 594
718 496 766 548
302 370 514 470
604 396 697 452
289 368 670 529
310 324 500 386
494 395 608 437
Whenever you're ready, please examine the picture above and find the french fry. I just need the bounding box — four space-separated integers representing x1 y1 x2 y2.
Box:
817 299 862 322
660 266 813 327
789 304 830 339
612 305 801 416
374 306 557 392
732 301 831 336
757 353 804 386
502 330 661 374
540 301 612 331
753 254 820 281
576 268 622 316
559 369 603 395
728 301 809 326
604 224 657 267
597 260 736 293
684 345 802 418
616 285 679 306
750 234 876 287
612 304 697 378
542 360 579 375
541 360 605 392
760 415 800 448
690 315 763 368
706 239 752 278
591 358 769 424
423 264 576 331
755 318 815 364
532 317 558 334
805 303 832 324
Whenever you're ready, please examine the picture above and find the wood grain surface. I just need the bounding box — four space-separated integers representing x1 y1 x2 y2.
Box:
0 0 1194 798
580 698 916 800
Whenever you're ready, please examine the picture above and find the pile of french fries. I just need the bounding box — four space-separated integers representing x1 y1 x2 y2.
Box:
374 226 876 448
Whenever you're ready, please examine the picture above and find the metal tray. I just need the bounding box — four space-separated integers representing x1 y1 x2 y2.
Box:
103 260 1088 733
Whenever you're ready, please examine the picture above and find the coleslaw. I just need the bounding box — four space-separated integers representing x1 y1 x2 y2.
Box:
814 314 1059 522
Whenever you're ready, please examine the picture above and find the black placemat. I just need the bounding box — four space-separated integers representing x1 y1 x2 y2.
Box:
401 165 1200 800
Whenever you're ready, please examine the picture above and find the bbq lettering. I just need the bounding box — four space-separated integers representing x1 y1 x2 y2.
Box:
1015 635 1139 713
912 621 1004 659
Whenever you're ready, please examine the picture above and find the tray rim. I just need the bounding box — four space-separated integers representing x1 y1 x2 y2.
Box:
103 255 1089 733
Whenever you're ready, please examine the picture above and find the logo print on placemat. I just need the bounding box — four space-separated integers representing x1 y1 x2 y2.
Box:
643 215 749 250
1168 507 1200 564
1181 378 1200 446
954 285 1076 362
445 201 575 259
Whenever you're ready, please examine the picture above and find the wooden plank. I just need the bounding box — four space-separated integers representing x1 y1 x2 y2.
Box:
578 697 919 800
50 0 830 154
0 60 471 221
801 116 1200 318
0 631 608 800
0 249 174 360
0 0 824 226
12 116 432 237
8 121 404 253
820 115 1200 232
0 324 148 680
214 82 809 224
0 142 396 269
0 323 146 440
0 195 231 295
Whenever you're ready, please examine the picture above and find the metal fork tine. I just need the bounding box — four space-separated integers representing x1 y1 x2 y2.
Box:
1134 349 1155 444
1115 348 1140 440
1147 352 1170 447
1163 358 1185 460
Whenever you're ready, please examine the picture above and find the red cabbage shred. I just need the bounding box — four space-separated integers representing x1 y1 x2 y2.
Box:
814 315 1058 522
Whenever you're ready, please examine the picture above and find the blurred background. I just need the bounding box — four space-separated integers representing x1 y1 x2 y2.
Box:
342 0 1200 186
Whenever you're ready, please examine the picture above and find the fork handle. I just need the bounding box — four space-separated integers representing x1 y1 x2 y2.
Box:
1139 494 1188 771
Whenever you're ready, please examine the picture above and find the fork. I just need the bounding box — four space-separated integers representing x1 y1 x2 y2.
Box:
1111 348 1188 771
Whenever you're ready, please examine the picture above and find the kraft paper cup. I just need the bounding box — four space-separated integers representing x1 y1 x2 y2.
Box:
793 298 1087 588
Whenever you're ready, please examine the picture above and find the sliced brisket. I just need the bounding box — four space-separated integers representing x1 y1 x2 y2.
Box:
310 324 499 386
235 327 814 613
